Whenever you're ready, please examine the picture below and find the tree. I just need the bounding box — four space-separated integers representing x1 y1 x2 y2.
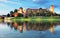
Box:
39 8 43 13
39 8 42 10
10 11 14 17
14 9 18 13
10 11 14 14
7 13 10 17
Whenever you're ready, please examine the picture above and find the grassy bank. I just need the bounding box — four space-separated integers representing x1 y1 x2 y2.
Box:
11 16 60 22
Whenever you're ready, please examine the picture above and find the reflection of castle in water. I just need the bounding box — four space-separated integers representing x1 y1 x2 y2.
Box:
50 25 54 33
6 21 60 33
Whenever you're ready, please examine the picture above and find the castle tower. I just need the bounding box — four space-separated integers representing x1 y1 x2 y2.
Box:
50 5 54 13
18 7 23 14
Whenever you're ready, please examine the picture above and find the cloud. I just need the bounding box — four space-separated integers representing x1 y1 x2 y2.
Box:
0 10 7 15
33 0 39 2
0 0 7 2
0 0 21 6
0 3 6 6
33 0 49 5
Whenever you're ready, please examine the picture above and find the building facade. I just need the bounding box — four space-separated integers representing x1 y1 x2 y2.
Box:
26 8 40 17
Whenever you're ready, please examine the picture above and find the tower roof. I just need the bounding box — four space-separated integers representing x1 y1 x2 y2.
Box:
19 7 23 9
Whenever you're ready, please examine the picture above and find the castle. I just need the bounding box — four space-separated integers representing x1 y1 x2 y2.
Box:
11 5 54 17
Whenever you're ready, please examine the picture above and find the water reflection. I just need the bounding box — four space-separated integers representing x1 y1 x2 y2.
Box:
4 21 60 33
0 20 60 38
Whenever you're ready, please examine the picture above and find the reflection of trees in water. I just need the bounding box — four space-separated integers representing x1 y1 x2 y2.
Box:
7 22 10 26
0 20 4 23
7 22 14 30
27 22 52 31
6 21 60 33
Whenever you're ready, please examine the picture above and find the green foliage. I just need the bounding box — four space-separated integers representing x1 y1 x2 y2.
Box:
10 11 14 14
14 9 18 12
7 13 10 17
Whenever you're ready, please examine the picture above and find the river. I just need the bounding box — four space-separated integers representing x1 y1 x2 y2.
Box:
0 20 60 38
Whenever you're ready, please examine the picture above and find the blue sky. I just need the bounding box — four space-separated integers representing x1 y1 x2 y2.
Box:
0 0 60 15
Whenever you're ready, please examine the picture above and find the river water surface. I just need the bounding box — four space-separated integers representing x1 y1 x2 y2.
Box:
0 20 60 38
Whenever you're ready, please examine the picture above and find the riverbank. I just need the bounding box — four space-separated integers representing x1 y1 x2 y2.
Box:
10 16 60 22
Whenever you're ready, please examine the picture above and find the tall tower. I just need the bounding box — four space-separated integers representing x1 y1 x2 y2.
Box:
18 7 23 14
50 5 54 13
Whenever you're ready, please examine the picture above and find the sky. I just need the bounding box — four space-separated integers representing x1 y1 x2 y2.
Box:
0 0 60 15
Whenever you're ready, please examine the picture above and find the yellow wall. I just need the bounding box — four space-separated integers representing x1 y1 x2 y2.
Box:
18 9 23 14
